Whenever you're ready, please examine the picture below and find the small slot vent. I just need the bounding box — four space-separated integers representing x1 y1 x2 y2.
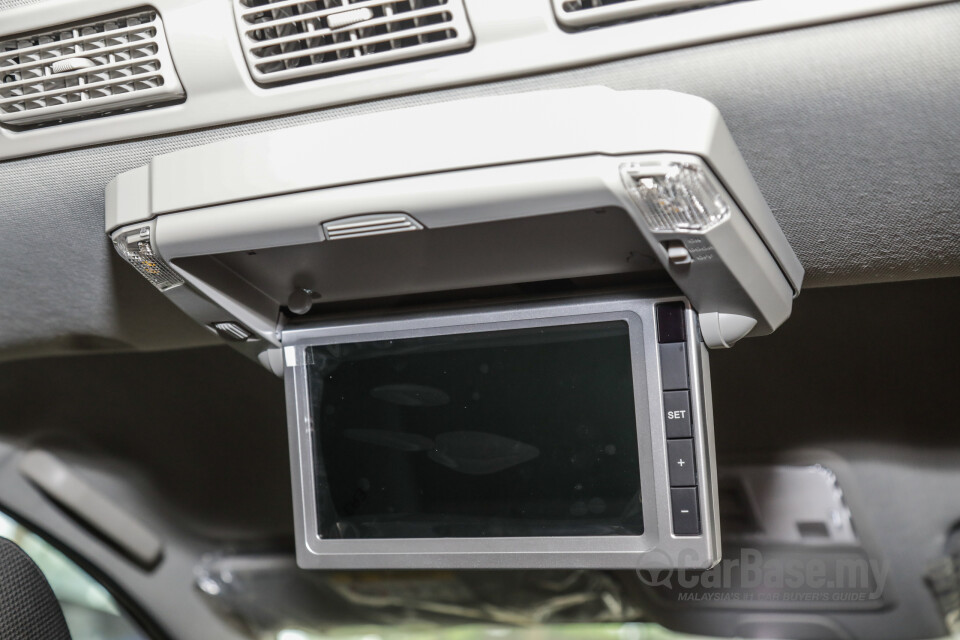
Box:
234 0 474 85
323 213 423 240
554 0 741 29
0 8 183 128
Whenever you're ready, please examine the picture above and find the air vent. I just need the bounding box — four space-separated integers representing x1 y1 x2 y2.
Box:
554 0 737 29
322 213 423 239
0 8 183 128
234 0 474 85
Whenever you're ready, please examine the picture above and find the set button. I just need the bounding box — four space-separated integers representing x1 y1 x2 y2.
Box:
663 390 692 439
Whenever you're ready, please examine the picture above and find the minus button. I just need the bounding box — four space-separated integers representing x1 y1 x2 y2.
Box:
671 487 701 536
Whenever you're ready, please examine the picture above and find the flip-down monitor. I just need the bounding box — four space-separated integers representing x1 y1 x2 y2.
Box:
283 293 719 569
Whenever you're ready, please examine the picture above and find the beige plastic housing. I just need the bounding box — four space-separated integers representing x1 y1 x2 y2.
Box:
105 88 803 366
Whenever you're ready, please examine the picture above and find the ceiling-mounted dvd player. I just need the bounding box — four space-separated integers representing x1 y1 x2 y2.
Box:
105 87 803 570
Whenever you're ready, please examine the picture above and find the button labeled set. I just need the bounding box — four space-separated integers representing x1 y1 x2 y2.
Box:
656 302 701 536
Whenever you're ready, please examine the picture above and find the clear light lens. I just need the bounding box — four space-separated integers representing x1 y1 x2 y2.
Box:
620 160 732 233
112 225 183 292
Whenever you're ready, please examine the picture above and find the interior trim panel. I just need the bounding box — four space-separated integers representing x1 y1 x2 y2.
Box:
0 0 949 160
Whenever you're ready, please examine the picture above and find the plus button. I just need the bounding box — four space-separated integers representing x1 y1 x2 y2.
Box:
668 439 696 488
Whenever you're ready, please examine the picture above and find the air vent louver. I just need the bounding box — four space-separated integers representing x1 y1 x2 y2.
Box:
322 213 423 239
234 0 474 85
554 0 738 29
0 8 183 128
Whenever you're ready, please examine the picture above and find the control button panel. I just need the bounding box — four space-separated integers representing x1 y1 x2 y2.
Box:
657 301 702 537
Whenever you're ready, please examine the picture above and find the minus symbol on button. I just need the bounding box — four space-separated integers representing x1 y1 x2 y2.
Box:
680 509 689 513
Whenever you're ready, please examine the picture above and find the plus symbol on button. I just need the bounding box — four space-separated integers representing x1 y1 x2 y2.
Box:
677 458 686 467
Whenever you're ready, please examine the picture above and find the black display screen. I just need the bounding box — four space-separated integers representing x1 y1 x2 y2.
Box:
305 321 643 539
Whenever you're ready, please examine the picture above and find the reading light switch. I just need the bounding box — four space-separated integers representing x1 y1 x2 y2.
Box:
665 240 693 265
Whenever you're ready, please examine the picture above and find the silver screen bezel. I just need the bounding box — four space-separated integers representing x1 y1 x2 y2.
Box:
282 293 719 570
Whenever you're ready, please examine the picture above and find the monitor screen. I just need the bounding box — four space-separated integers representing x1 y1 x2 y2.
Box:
305 321 644 539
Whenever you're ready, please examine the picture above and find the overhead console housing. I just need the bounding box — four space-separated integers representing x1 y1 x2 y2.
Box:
105 87 802 570
106 87 801 351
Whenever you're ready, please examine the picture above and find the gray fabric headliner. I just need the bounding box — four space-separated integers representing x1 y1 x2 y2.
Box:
1 2 959 359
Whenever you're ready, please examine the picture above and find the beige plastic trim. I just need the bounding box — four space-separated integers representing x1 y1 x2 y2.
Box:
554 0 727 29
106 89 804 351
0 0 947 160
